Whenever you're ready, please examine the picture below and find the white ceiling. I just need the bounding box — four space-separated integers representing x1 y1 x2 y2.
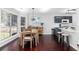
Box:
15 8 76 15
27 8 67 14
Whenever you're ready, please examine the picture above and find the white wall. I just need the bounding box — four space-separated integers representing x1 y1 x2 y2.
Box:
69 9 79 50
27 13 72 34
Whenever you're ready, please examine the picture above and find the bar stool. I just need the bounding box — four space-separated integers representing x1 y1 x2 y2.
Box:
57 32 62 43
62 33 69 47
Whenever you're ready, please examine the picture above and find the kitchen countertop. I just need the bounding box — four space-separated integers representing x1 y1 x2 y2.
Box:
59 28 76 33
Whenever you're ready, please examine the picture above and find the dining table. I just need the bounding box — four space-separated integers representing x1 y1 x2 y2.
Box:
19 28 39 47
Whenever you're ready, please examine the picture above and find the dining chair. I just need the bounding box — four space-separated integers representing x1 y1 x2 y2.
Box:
22 30 34 48
32 29 39 46
18 32 23 46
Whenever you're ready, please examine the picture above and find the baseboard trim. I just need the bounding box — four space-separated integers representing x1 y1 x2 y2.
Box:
42 33 52 35
42 34 52 35
64 42 77 51
70 44 77 51
0 38 18 50
0 34 19 48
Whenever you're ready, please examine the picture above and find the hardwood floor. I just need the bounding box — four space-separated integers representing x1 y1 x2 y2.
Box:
0 35 76 51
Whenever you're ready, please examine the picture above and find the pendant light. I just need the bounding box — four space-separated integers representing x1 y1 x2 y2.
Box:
32 8 35 21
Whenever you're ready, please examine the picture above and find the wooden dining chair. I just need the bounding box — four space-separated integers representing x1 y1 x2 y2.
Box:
35 30 39 46
22 31 34 48
18 32 23 46
32 29 39 46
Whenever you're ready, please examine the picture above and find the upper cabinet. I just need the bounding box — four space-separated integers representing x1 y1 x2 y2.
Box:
54 16 62 23
54 16 72 23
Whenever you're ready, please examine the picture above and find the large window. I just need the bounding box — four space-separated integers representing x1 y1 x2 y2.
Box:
0 9 18 41
0 10 11 41
21 17 25 32
21 17 25 26
11 14 18 35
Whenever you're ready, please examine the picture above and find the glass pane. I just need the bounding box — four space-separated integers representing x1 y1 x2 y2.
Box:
11 14 18 35
21 17 25 26
0 10 11 41
21 17 25 32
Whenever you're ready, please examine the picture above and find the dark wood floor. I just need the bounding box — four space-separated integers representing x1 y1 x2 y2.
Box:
0 35 76 51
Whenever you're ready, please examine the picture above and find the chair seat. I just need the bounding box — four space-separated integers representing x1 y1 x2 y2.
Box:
24 37 32 40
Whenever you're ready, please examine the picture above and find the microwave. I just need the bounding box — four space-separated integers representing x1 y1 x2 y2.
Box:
62 19 69 23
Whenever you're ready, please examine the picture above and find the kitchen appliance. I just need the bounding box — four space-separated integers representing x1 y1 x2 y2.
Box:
62 19 69 23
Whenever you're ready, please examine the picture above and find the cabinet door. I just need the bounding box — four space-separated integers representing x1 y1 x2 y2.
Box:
54 16 72 23
54 16 62 23
62 16 72 23
68 16 72 23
